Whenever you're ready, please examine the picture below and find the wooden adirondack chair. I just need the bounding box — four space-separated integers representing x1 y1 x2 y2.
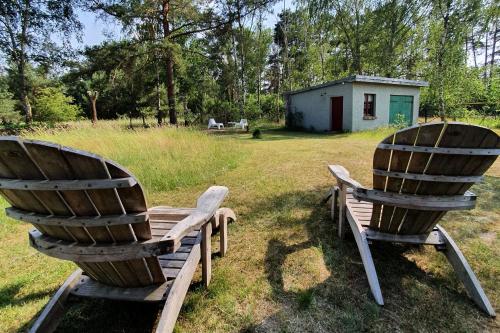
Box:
326 122 499 316
0 136 236 332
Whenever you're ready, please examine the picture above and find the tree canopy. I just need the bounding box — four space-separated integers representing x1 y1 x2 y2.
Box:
0 0 498 126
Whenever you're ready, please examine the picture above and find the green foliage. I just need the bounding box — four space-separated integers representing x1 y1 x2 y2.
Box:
260 94 285 121
32 87 81 122
390 113 409 129
1 0 498 127
296 289 314 310
0 77 21 124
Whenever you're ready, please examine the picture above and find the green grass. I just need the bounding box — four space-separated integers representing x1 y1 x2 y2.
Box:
0 121 498 332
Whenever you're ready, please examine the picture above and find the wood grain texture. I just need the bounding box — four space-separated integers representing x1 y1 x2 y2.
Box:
328 123 498 315
436 225 496 317
371 123 499 234
0 137 163 286
201 222 212 288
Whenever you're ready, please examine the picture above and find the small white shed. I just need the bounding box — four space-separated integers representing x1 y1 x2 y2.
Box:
284 75 429 132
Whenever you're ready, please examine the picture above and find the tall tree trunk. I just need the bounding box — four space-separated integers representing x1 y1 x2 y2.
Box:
489 20 497 81
89 93 98 124
87 90 98 124
236 0 245 117
437 1 451 121
471 32 478 68
19 2 32 124
18 60 32 124
155 50 163 124
484 30 488 80
257 9 262 114
162 0 177 125
353 5 362 75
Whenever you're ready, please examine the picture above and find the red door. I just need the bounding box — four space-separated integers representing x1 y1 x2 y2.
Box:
331 97 343 131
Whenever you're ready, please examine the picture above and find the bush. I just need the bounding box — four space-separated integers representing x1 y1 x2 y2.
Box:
260 94 285 121
252 128 262 139
33 87 81 122
390 113 409 129
0 89 21 124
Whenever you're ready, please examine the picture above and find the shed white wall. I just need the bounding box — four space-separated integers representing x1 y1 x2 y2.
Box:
288 83 353 132
351 83 420 131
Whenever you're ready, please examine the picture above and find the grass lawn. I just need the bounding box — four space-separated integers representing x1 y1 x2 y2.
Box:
0 121 498 332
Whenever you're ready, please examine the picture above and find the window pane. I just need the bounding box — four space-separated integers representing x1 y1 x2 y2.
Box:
363 94 375 117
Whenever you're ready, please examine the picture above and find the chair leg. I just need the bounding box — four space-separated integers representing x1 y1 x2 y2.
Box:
338 185 347 240
201 222 212 288
346 210 384 305
215 207 236 257
436 225 496 316
30 269 82 333
219 214 228 257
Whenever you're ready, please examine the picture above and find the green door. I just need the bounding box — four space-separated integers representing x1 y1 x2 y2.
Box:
389 95 413 126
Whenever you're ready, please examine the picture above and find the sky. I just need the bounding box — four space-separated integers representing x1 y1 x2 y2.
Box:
74 2 287 48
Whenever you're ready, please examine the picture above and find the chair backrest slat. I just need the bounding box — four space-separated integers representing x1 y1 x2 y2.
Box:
370 123 499 235
0 137 165 287
0 177 136 190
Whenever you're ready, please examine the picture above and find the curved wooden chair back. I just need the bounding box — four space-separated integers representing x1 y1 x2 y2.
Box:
0 137 165 287
370 123 499 235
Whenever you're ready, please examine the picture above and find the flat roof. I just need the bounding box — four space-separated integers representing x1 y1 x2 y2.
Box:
284 75 429 96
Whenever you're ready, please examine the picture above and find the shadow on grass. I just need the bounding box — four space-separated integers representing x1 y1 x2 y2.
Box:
205 128 251 136
254 128 350 142
0 281 56 309
473 176 500 211
245 188 492 332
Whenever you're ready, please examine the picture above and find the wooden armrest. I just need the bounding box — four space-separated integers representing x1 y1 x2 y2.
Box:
161 186 229 251
328 165 363 189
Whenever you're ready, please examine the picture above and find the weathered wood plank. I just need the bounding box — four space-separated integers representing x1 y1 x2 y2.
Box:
201 222 212 288
155 238 201 333
216 207 236 257
0 177 136 190
346 209 384 305
6 207 148 227
161 268 181 279
70 275 172 302
377 143 500 155
159 261 187 269
328 165 363 189
365 228 444 245
353 189 476 211
436 225 496 316
372 169 483 183
161 186 228 251
29 229 174 262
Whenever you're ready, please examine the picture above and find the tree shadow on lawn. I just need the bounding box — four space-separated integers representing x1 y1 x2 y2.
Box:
0 280 56 309
246 188 492 332
253 128 350 142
